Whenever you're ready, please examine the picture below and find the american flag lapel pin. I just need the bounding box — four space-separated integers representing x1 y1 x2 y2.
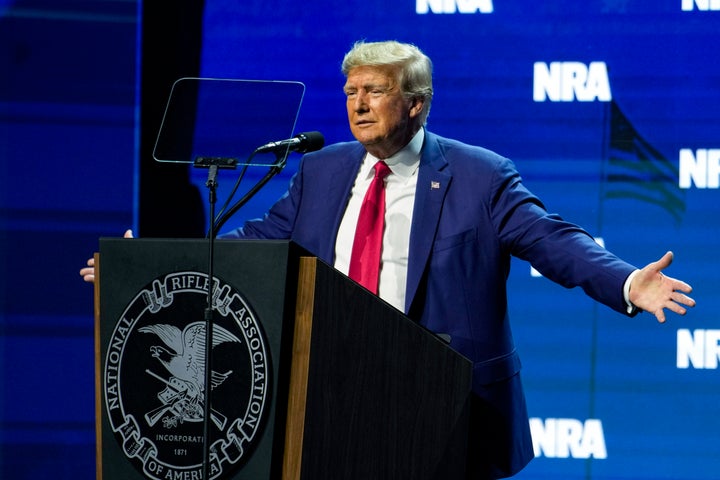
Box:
431 180 440 190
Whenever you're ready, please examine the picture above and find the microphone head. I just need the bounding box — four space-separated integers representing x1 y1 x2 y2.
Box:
295 131 324 153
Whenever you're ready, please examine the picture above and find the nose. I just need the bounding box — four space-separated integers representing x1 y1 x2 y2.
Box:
351 91 368 112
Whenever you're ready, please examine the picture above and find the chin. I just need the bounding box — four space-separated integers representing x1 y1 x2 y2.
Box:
352 130 377 143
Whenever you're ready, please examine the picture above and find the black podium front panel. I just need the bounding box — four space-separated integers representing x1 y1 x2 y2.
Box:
98 238 301 480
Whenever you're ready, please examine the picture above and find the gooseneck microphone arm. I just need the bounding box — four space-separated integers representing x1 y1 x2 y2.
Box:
212 131 324 234
212 151 287 234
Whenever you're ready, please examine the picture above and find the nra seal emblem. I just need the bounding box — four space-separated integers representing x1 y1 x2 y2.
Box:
103 271 271 479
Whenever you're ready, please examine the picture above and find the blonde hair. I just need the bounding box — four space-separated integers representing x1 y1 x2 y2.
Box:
342 40 433 124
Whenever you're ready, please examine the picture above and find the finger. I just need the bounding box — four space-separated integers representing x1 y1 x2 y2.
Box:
86 257 95 267
669 278 693 294
671 292 696 309
124 229 134 238
672 284 693 296
665 301 688 317
654 309 667 324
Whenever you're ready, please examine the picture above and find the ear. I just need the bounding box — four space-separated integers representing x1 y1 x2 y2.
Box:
408 96 425 119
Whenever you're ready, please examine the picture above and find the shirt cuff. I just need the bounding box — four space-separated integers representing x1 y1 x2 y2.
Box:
623 269 640 315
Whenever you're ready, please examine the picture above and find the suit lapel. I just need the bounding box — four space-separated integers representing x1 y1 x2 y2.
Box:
316 143 365 262
405 133 451 313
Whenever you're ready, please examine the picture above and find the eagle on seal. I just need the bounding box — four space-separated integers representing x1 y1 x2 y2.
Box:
139 321 240 403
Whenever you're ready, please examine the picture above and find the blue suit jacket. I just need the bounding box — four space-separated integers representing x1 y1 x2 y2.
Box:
224 131 637 477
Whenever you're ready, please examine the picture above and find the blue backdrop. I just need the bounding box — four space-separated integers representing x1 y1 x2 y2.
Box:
1 1 718 479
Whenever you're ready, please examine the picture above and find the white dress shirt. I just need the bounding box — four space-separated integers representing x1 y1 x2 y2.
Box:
334 129 424 312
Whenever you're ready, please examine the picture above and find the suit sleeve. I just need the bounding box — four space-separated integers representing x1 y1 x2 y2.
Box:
491 157 637 315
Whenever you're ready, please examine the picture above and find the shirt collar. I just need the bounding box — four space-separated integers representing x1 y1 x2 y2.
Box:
362 128 424 179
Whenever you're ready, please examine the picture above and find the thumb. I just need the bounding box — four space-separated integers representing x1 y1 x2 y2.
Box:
124 229 134 238
653 251 673 272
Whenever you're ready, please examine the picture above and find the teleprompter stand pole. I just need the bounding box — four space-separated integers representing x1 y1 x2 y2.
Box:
194 150 288 478
194 156 237 480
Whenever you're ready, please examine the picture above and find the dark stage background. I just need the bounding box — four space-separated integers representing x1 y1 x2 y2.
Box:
1 1 718 478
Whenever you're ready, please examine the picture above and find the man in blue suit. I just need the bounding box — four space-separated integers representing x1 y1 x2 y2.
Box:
83 40 695 478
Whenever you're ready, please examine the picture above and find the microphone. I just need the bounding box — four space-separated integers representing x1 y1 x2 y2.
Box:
255 131 324 154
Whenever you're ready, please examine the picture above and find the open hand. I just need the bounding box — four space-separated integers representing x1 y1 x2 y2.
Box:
629 251 696 323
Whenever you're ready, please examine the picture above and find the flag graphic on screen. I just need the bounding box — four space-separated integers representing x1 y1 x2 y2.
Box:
603 101 685 224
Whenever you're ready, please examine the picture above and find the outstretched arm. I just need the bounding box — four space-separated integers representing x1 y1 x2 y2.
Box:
629 251 695 323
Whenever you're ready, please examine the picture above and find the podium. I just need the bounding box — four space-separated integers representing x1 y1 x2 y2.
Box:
95 239 473 479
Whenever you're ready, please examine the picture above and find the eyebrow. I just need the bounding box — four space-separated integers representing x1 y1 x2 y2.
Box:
344 82 393 94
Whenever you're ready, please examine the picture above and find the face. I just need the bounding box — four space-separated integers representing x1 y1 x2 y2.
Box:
343 65 424 159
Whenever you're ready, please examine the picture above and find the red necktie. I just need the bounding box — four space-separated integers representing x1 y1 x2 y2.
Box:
349 161 392 294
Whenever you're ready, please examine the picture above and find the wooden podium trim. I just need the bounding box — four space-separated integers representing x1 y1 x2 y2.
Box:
93 253 102 480
282 256 317 480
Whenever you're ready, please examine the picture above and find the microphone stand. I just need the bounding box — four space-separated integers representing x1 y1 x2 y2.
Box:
193 151 287 479
193 155 237 480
